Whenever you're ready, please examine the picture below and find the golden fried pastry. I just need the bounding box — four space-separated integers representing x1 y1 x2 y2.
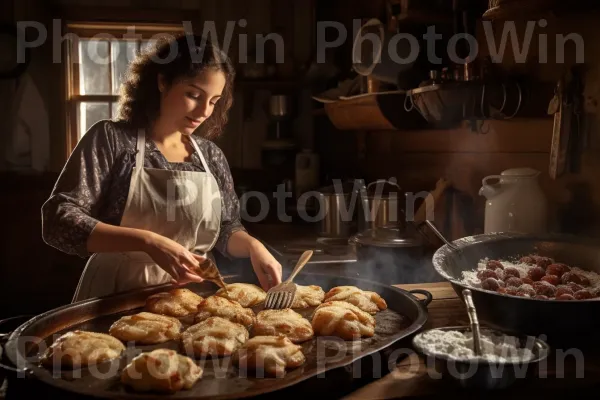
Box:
291 285 325 309
190 258 228 290
233 335 306 377
40 330 125 368
311 301 376 340
215 283 266 307
324 286 387 314
121 349 203 393
194 296 255 327
145 288 204 318
181 317 249 357
108 312 182 344
253 309 314 343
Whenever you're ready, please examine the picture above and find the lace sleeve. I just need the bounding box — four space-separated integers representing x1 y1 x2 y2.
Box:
41 120 119 258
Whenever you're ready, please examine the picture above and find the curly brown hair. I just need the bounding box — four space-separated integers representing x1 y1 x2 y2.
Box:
115 33 235 140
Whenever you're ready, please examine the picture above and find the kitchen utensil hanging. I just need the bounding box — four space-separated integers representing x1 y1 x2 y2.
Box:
405 80 524 131
351 18 417 85
548 67 583 180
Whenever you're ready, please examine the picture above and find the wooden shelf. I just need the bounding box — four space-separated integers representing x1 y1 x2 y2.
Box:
323 92 427 131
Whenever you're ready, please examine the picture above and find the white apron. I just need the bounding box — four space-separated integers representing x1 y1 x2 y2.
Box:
72 129 222 302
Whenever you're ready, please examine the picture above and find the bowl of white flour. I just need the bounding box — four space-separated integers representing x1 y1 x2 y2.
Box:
412 326 550 390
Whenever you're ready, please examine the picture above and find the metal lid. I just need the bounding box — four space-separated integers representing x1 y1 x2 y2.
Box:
351 226 422 248
500 168 540 177
317 182 358 197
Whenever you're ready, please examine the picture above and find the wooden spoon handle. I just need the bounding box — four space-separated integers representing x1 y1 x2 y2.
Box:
285 250 313 283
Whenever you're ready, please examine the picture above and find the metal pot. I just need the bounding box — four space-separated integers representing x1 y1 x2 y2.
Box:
314 182 359 238
267 94 293 120
358 179 404 233
349 226 438 284
314 178 405 239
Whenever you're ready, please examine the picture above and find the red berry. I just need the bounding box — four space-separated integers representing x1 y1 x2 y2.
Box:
505 277 523 288
557 294 575 301
562 272 583 285
532 256 554 269
567 282 584 293
503 268 520 280
482 278 501 291
477 269 499 281
506 287 518 296
522 277 534 285
546 264 570 278
541 275 560 286
533 281 557 297
527 266 546 282
574 290 593 300
516 284 536 298
486 260 505 270
534 295 549 300
556 286 574 297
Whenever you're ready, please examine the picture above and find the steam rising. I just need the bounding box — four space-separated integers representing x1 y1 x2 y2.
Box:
339 246 443 285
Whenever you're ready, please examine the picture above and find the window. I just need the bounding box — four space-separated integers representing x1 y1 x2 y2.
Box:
64 22 185 152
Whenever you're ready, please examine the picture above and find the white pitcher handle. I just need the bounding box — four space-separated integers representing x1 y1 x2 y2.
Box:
367 179 401 191
482 175 502 187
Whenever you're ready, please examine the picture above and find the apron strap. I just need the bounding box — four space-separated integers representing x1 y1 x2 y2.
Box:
188 136 213 175
135 128 146 173
137 129 211 176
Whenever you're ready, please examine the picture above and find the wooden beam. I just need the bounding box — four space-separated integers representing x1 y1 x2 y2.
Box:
366 119 555 154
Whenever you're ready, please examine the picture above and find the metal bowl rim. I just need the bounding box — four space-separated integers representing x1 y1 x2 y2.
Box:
431 231 600 303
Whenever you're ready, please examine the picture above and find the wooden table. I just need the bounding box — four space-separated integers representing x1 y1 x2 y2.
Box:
343 282 600 399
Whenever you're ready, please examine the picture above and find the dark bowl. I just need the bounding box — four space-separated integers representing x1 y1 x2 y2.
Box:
432 232 600 345
412 326 551 390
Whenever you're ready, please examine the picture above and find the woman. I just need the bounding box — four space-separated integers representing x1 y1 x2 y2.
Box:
42 33 282 302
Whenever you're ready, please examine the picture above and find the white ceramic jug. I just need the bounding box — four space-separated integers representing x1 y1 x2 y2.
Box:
479 168 548 234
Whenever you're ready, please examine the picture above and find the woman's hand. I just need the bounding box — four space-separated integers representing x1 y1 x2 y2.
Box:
249 240 283 290
143 232 204 284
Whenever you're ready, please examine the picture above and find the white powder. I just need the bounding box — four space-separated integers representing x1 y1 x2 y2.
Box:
414 329 535 363
459 257 600 293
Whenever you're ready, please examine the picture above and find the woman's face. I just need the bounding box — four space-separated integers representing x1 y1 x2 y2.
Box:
158 68 226 136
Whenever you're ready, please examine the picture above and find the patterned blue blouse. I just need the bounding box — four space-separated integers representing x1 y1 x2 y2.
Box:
41 119 246 259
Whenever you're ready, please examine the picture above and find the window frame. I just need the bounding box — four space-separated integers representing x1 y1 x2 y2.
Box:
63 22 185 154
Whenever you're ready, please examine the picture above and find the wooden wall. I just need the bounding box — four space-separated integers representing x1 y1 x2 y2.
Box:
316 8 600 240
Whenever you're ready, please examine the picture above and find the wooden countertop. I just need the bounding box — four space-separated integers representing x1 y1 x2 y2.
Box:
343 282 600 399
